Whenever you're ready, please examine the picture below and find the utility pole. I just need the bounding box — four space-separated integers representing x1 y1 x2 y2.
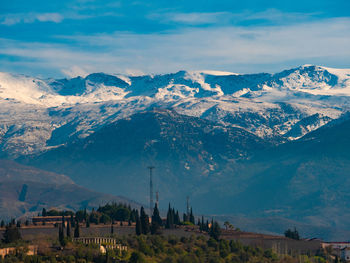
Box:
148 166 155 215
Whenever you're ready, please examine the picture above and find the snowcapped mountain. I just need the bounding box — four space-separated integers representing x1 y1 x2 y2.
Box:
0 65 349 157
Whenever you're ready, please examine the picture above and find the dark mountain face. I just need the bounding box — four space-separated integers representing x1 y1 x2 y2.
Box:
19 109 350 240
23 109 269 210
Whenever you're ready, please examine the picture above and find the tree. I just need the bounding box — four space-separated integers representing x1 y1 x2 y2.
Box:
70 214 75 227
284 227 300 240
200 216 205 231
62 215 65 228
129 251 146 263
209 220 221 241
75 210 86 223
111 224 114 234
151 203 162 234
0 220 4 228
189 207 195 224
58 226 65 246
175 210 180 225
135 210 142 236
3 225 21 243
74 222 80 238
16 221 21 228
42 208 47 217
66 221 71 238
224 221 234 230
165 204 174 229
140 207 150 235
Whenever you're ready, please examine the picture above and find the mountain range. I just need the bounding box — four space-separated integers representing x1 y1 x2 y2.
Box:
1 64 350 240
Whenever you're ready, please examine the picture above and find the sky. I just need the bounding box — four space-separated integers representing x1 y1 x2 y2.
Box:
0 0 350 78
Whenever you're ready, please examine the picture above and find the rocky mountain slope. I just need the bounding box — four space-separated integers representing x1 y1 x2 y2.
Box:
21 108 350 240
0 65 349 157
0 159 137 220
23 109 268 204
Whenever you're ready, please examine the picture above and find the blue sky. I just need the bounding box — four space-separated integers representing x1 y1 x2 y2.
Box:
0 0 349 77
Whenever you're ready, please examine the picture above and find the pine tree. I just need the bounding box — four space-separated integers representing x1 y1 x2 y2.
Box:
140 207 150 234
74 222 80 238
135 210 142 236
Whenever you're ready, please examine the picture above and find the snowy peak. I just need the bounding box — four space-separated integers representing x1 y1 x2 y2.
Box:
1 65 350 157
271 65 350 95
1 65 350 106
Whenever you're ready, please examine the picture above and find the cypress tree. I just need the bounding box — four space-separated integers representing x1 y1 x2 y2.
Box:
62 215 65 228
140 207 150 234
42 208 47 217
86 219 90 228
135 210 142 236
83 208 87 222
209 221 221 241
74 222 80 238
66 221 71 238
175 210 180 225
151 203 162 234
70 214 75 227
166 204 174 229
58 226 64 246
189 207 195 224
3 225 21 243
0 220 4 228
183 213 187 223
111 224 114 234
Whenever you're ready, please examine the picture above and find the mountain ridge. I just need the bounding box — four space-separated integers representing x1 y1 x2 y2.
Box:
0 65 349 157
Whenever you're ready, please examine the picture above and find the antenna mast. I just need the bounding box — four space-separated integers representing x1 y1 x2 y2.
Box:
156 191 159 207
148 166 155 214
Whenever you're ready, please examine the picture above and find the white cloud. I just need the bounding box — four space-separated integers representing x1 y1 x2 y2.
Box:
0 17 349 76
61 66 90 78
1 13 64 25
149 12 231 25
149 9 319 26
